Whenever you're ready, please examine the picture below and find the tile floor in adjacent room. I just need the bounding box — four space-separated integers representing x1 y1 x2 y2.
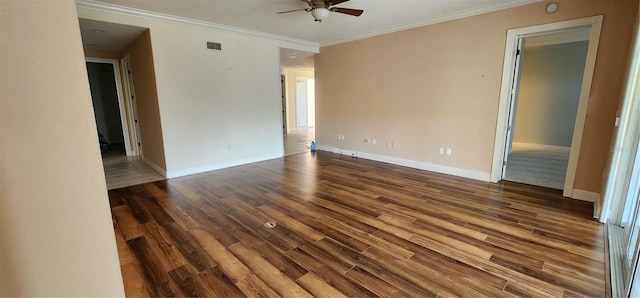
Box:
102 144 164 190
284 128 315 156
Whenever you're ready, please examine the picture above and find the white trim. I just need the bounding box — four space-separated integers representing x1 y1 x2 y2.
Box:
75 0 319 50
601 12 640 223
564 17 603 198
511 142 571 153
141 156 166 177
316 145 491 182
120 55 142 156
572 189 601 219
525 27 591 48
490 16 604 201
165 153 282 179
85 57 133 156
571 189 600 203
491 28 519 182
322 0 543 46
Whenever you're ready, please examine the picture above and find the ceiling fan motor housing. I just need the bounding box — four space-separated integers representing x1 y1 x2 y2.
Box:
311 7 330 21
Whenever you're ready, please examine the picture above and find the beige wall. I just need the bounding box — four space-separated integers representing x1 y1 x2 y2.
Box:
316 0 638 192
0 0 124 296
122 30 167 170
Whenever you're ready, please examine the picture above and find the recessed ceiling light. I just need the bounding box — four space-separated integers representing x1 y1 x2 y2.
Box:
545 2 558 14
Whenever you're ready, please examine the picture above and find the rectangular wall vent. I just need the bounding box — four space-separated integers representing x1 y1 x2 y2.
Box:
206 41 222 50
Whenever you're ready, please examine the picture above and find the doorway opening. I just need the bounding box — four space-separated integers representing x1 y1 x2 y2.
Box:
503 30 590 190
280 48 316 156
491 16 603 199
86 59 128 158
85 56 162 190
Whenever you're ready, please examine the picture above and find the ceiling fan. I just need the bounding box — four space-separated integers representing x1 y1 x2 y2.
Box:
278 0 364 22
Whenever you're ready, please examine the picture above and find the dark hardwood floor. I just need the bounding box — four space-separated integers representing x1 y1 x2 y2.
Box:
109 151 605 297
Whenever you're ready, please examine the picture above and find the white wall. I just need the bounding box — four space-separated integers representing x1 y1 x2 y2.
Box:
513 41 589 147
307 78 316 128
77 5 318 178
0 1 124 296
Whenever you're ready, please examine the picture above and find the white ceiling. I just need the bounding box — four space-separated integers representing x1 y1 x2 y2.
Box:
280 48 315 69
85 0 542 46
79 18 147 51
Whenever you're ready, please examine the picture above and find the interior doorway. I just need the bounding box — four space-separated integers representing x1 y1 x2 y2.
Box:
85 57 162 190
280 47 316 156
491 16 603 199
86 59 127 157
295 77 315 130
284 76 315 156
503 31 590 190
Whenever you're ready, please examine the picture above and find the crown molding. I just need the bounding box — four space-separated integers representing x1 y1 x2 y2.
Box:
75 0 320 49
320 0 543 47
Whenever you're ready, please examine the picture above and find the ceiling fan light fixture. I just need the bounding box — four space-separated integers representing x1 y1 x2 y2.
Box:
311 7 330 21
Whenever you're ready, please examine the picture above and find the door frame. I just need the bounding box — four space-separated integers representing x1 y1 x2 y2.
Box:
85 57 133 155
120 55 143 156
295 76 311 130
601 15 640 223
281 74 287 134
490 16 603 200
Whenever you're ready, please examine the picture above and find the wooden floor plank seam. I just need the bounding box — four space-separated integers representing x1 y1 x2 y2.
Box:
109 152 605 297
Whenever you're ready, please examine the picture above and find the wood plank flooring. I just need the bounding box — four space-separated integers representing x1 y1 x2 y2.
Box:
109 152 605 297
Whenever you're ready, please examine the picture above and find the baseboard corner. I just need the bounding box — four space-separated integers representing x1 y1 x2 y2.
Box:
571 189 600 203
141 156 167 177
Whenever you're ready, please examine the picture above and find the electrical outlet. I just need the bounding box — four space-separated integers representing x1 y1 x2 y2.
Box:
446 148 452 156
372 139 377 145
439 147 444 155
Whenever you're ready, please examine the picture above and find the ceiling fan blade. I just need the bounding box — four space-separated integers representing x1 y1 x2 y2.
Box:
326 0 350 6
277 8 308 14
330 7 363 16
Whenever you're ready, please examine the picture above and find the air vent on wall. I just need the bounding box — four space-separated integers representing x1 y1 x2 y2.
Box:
206 41 222 50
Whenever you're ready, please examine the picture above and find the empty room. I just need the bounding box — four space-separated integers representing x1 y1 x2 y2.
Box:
4 0 640 297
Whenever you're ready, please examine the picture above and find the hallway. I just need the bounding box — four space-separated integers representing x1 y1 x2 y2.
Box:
102 145 164 190
284 129 315 156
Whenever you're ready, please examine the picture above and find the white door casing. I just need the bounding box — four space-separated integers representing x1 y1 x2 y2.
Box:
490 16 603 200
121 55 143 156
85 57 132 155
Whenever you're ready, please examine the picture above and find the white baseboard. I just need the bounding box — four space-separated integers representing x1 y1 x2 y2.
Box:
512 142 571 152
571 189 600 202
316 145 491 182
165 153 282 179
142 156 166 177
568 189 600 219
